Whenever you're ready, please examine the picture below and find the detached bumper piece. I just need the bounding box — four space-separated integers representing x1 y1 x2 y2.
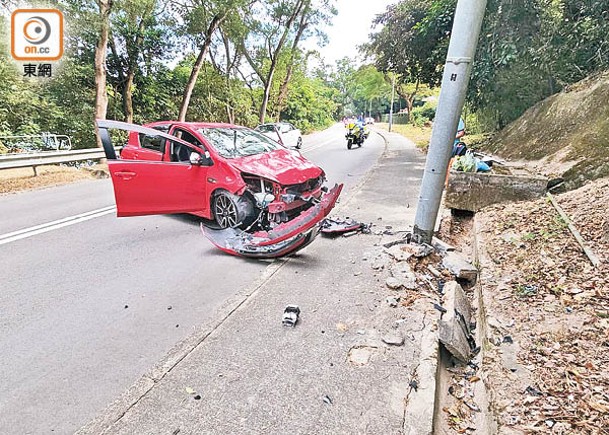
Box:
320 217 370 236
202 184 343 258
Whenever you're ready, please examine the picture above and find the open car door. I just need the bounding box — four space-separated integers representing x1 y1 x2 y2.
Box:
97 120 209 217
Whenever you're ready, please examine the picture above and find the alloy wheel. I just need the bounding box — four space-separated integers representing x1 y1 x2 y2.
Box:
214 193 239 228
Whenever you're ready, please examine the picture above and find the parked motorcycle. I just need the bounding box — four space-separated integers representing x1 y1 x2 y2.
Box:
345 122 367 149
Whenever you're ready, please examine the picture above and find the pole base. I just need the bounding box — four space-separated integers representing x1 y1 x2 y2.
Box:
413 224 434 245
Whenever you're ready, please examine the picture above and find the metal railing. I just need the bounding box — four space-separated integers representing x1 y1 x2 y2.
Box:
0 148 117 176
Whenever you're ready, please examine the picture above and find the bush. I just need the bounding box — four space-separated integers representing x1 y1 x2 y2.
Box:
411 103 436 126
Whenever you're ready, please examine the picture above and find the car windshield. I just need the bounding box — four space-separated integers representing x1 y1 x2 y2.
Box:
198 127 284 158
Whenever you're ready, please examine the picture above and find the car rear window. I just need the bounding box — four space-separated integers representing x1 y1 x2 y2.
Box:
198 127 283 158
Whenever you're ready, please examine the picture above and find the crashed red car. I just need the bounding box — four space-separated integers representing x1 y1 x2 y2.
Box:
97 120 342 258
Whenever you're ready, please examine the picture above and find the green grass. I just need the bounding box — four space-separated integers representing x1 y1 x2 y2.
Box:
376 122 432 149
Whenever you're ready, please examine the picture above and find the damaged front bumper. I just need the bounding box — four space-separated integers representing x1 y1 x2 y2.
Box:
202 183 343 258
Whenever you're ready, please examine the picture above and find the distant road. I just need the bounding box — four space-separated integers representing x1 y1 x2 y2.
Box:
0 124 386 434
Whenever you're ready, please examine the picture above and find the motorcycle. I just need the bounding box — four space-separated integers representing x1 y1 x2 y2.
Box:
345 122 368 149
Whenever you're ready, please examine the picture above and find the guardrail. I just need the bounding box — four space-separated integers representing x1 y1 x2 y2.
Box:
0 148 117 176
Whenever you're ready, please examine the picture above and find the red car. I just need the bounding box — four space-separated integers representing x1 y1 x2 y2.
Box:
97 120 342 258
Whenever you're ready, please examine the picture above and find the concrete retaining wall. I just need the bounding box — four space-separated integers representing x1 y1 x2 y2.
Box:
445 171 548 212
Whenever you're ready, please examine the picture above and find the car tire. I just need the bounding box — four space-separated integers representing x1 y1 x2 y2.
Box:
212 191 255 229
296 137 302 149
347 139 353 150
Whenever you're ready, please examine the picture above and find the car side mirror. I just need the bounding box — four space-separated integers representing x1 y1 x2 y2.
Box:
190 151 213 166
189 152 201 165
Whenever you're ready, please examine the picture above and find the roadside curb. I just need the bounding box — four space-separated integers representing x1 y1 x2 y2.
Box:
403 308 440 435
377 127 441 434
470 214 498 433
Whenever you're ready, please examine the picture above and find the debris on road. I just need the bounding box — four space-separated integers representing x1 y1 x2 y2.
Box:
348 346 375 365
282 305 301 327
320 217 371 237
381 333 405 346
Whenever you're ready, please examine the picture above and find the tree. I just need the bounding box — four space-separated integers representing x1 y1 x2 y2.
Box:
237 0 309 124
94 0 114 147
275 0 337 117
366 0 444 121
176 0 256 122
108 0 169 123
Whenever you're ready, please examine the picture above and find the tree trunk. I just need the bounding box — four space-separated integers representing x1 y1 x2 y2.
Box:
123 72 135 123
276 7 309 116
258 70 274 124
178 14 224 122
94 0 113 148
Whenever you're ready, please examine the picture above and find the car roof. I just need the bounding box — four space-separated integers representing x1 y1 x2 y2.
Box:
146 121 244 130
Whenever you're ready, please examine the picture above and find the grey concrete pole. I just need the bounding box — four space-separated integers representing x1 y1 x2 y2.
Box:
389 74 395 132
412 0 487 243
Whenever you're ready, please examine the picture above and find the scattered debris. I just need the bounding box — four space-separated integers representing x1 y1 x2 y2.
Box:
385 277 402 290
389 261 417 289
438 282 475 364
383 244 413 262
320 217 371 237
441 251 478 283
282 305 300 327
322 395 333 405
386 296 399 308
381 333 405 346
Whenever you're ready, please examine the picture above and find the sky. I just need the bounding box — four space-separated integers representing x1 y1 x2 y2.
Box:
308 0 397 67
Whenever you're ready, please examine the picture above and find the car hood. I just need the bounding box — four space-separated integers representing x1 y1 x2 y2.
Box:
228 149 322 185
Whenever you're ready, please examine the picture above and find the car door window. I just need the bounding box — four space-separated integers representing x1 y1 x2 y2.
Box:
171 128 203 162
138 125 169 154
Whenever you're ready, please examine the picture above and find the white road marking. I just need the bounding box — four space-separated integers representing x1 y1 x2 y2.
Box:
302 138 336 154
0 205 116 246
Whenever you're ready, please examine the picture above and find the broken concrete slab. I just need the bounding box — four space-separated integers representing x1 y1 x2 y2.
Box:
390 262 417 289
348 346 376 365
445 171 548 212
383 244 413 262
432 237 456 254
401 243 434 258
438 281 475 364
385 277 402 290
442 251 478 283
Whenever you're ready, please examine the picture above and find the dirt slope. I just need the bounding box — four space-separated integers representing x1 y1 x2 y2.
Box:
474 177 609 433
481 71 609 189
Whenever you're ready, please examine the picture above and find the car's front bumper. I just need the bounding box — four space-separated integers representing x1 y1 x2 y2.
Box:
202 183 342 258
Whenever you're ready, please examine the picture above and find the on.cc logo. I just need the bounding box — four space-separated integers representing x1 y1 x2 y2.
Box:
23 16 52 45
11 9 63 61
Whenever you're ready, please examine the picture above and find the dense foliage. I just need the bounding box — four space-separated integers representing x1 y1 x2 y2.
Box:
2 0 607 151
367 0 609 130
0 0 340 150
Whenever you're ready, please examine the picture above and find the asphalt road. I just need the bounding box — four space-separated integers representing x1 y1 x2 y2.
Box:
0 123 385 434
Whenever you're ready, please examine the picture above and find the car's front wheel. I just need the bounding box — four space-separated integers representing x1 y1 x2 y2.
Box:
212 191 255 229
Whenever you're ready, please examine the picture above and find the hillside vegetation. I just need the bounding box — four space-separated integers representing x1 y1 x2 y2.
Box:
480 71 609 189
